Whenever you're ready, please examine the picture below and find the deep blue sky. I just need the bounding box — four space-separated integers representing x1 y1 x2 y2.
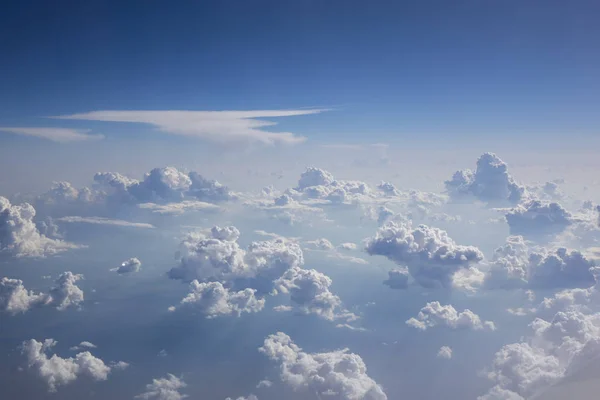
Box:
1 0 599 141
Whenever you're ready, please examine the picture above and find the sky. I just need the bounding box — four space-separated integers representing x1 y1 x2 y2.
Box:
1 1 600 400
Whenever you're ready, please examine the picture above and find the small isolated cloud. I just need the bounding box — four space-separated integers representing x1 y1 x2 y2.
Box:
338 242 357 251
57 216 155 229
135 374 188 400
49 272 84 311
112 257 142 274
260 332 387 400
256 379 272 389
137 200 220 215
406 301 496 331
437 346 453 360
0 127 104 143
383 268 409 290
0 196 79 257
365 220 483 289
170 280 265 318
445 153 524 204
21 338 122 392
54 109 327 145
304 238 335 251
274 266 354 322
70 341 97 351
0 277 51 314
225 396 258 400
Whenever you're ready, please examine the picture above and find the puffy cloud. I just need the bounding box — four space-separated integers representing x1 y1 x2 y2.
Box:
69 341 97 351
289 167 374 205
377 181 401 197
256 380 272 388
505 200 573 236
135 374 188 400
486 236 597 289
168 226 304 293
170 280 264 318
406 301 496 331
304 238 335 251
54 109 327 145
274 266 353 321
113 257 142 274
0 277 51 314
0 196 78 257
225 396 258 400
477 386 525 400
260 332 387 400
445 153 525 204
437 346 453 359
49 272 84 310
365 220 483 289
21 338 118 392
382 269 409 290
339 242 358 251
0 127 104 142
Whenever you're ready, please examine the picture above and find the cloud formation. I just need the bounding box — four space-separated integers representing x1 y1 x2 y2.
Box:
49 272 84 311
365 220 483 288
0 127 104 142
445 153 524 204
170 280 264 318
0 277 51 314
0 196 78 257
54 109 327 145
260 332 387 399
505 200 573 236
437 346 453 360
21 338 118 392
113 257 142 274
406 301 496 331
135 374 188 400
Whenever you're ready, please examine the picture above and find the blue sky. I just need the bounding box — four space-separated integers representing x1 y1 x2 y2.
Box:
1 0 599 143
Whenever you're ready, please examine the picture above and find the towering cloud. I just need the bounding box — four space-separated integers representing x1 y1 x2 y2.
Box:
0 196 78 257
445 153 525 204
0 278 51 314
260 332 387 399
365 220 483 288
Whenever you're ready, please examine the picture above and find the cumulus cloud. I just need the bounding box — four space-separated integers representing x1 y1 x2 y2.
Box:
437 346 453 359
486 236 597 289
274 266 354 322
365 220 483 289
260 332 387 399
21 338 119 392
0 127 104 142
170 280 264 318
304 238 335 251
54 109 327 145
0 277 51 314
70 341 97 351
135 374 188 400
445 153 524 204
256 380 272 389
406 301 496 331
49 272 84 310
225 396 258 400
0 196 79 257
505 200 573 237
168 226 304 294
382 269 409 290
113 257 142 274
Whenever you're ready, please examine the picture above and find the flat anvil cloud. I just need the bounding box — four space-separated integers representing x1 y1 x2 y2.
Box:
53 109 327 145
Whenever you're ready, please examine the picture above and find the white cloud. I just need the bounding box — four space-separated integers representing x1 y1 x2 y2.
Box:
170 280 265 318
53 109 327 145
445 152 525 204
0 196 79 257
137 200 220 215
56 216 155 229
256 379 272 389
260 332 387 400
304 238 335 251
478 386 525 400
365 220 483 289
0 277 51 314
383 268 409 289
0 127 104 143
225 396 258 400
505 200 573 237
338 242 358 251
21 338 119 392
406 301 496 331
135 374 188 400
437 346 453 359
49 272 84 310
69 341 97 351
112 257 142 274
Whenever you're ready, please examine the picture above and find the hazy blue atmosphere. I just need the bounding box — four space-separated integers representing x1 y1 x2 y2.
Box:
1 1 600 400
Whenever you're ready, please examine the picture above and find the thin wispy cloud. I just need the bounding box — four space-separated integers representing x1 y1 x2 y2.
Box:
56 216 155 229
0 127 104 143
53 109 328 145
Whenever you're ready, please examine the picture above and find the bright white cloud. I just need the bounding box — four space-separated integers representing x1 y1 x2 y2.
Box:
406 301 496 331
53 109 327 145
0 196 79 257
365 220 484 289
260 332 387 399
21 338 119 392
170 280 264 318
112 257 142 274
0 277 51 314
49 272 84 310
135 374 188 400
437 346 453 359
505 200 573 237
0 127 104 143
56 216 155 229
69 341 97 351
